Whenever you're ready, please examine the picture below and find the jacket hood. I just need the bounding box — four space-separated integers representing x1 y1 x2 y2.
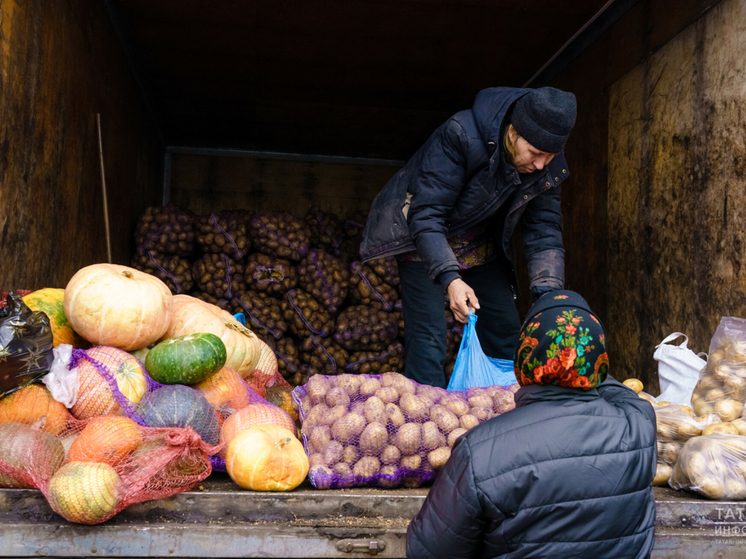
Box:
472 87 532 172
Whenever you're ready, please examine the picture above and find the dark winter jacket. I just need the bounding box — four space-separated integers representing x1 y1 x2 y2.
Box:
406 377 657 559
360 87 568 293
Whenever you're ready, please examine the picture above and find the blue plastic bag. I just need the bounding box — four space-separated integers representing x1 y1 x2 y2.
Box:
233 312 247 327
447 312 517 391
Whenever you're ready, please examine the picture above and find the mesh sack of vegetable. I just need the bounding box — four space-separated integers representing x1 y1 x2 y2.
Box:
670 434 746 500
298 249 349 314
334 305 398 352
345 343 404 375
249 211 311 262
131 249 194 294
191 291 231 311
134 204 195 257
195 212 251 260
368 257 400 288
244 253 298 296
271 337 303 385
231 290 288 339
192 253 246 300
291 372 518 489
349 262 398 311
299 335 350 377
652 403 721 487
281 289 335 338
304 207 344 251
0 414 219 524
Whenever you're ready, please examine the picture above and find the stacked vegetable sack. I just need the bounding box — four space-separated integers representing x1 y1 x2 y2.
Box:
130 204 464 386
624 336 746 500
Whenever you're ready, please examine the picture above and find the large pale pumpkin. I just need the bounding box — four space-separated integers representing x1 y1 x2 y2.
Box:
225 424 308 491
164 295 261 377
22 288 87 348
219 403 297 458
64 264 173 351
71 346 148 420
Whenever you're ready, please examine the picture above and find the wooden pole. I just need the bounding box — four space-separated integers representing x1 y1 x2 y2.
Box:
96 113 113 264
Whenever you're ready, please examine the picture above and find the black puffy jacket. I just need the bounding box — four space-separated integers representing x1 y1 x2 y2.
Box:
360 87 568 293
406 378 657 559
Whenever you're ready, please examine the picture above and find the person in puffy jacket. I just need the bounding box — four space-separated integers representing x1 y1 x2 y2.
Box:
360 87 577 388
406 290 657 559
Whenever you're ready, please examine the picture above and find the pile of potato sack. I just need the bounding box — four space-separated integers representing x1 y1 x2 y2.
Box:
132 204 464 388
627 336 746 500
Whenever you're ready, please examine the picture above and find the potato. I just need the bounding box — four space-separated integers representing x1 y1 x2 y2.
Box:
380 445 401 465
400 454 422 470
421 421 444 451
306 375 330 404
706 388 726 402
492 390 516 414
725 478 746 500
309 425 332 453
325 405 348 425
443 396 470 417
416 384 443 402
353 456 381 478
428 447 451 470
419 394 435 409
699 477 726 500
697 375 720 392
724 376 746 400
360 378 382 397
623 378 644 393
460 414 479 430
379 465 399 488
343 445 360 464
380 372 402 387
685 452 710 481
322 440 344 466
713 364 736 382
468 394 493 409
304 404 330 428
470 407 495 422
359 422 388 454
681 405 695 418
694 400 715 417
431 405 460 434
731 419 746 435
653 463 672 486
363 396 386 425
350 400 365 414
392 377 416 396
337 374 362 397
299 395 313 417
326 387 351 408
659 442 681 465
677 422 702 441
385 403 406 429
447 427 468 447
396 423 422 455
310 465 333 489
703 422 740 436
400 394 429 422
376 386 400 404
333 462 354 484
715 399 744 422
308 452 324 469
332 413 366 441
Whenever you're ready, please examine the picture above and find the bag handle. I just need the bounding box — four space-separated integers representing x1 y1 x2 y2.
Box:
655 332 689 349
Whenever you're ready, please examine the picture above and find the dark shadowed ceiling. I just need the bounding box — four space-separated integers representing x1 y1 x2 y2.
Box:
112 0 610 158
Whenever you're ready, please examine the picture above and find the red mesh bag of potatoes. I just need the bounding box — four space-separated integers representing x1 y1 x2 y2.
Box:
0 396 220 525
292 372 519 489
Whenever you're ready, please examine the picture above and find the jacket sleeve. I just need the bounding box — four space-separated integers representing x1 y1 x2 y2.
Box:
406 119 469 281
520 185 565 297
598 376 657 428
406 439 490 559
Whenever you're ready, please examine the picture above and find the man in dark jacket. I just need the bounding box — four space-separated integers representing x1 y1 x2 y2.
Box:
406 290 657 559
361 87 577 387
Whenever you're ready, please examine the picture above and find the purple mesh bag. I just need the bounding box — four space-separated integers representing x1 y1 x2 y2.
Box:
348 262 398 311
297 249 349 314
345 343 404 375
192 253 246 300
292 372 518 489
231 290 288 339
281 289 335 338
334 305 398 352
304 207 344 251
299 335 350 377
131 249 194 294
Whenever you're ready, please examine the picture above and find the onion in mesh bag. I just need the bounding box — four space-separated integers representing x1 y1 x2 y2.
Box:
244 253 298 296
131 249 194 294
192 253 246 300
195 212 251 260
230 290 288 340
334 305 398 352
298 249 349 314
249 211 311 261
134 203 195 257
281 289 335 338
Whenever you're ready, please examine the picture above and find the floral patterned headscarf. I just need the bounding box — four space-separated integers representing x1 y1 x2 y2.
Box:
514 290 608 390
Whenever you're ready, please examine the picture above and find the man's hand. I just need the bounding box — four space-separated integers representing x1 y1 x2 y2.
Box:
447 278 480 323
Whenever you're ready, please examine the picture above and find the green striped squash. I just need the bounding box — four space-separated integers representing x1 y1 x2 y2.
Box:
145 333 226 385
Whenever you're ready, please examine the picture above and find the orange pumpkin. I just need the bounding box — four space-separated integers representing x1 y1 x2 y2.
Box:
67 416 142 466
0 385 72 435
70 346 148 420
225 424 308 491
22 288 87 348
219 403 297 458
64 264 173 351
193 367 254 425
165 295 262 376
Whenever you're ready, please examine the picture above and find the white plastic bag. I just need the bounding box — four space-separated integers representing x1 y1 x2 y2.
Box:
42 344 79 408
654 333 706 406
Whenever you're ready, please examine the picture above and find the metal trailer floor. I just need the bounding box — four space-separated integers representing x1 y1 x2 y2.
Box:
0 474 744 558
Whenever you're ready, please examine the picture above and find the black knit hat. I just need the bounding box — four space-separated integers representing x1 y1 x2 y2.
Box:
511 87 577 154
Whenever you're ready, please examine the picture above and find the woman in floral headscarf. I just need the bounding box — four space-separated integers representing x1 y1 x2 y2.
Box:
407 290 657 559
